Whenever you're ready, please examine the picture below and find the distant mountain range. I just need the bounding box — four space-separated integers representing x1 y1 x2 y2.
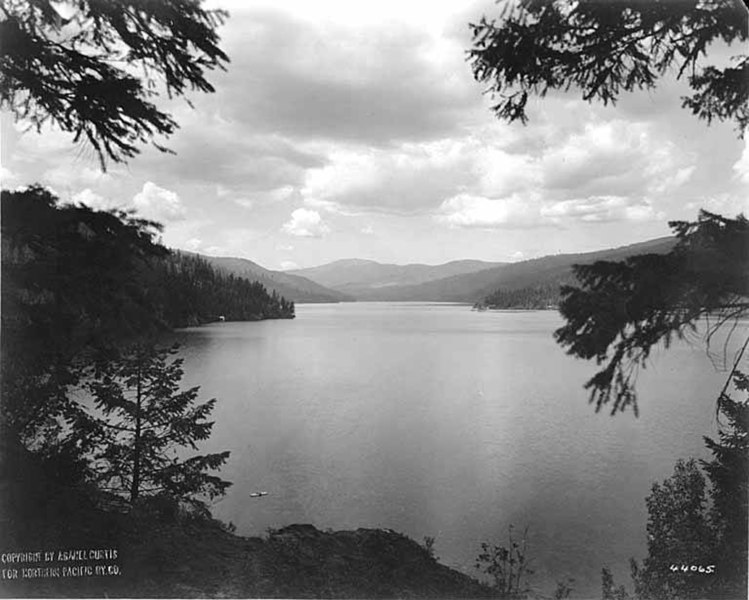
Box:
185 252 352 303
287 259 503 299
288 237 676 303
184 236 676 304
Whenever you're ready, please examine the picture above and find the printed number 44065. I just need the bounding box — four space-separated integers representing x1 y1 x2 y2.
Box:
670 564 715 574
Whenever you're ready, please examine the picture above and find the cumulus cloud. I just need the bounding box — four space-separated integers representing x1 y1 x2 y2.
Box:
301 139 475 214
295 117 697 221
438 192 665 229
71 188 123 212
437 193 540 229
539 120 694 200
282 208 330 237
133 182 187 222
473 147 540 198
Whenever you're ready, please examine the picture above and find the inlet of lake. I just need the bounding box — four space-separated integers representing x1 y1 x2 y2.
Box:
172 302 740 598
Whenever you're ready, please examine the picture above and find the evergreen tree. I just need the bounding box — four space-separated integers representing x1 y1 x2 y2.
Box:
0 0 229 169
1 186 168 453
1 186 292 480
468 0 748 134
624 372 749 599
700 371 749 597
82 344 231 509
554 211 749 415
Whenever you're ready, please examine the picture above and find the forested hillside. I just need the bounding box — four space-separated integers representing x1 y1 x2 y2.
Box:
1 187 294 351
157 252 295 326
477 283 564 310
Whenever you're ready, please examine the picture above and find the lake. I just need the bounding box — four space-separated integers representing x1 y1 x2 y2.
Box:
172 302 737 597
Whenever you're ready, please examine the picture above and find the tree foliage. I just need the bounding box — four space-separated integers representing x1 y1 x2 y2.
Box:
1 185 168 447
478 282 565 310
155 252 295 327
699 371 749 596
601 567 630 600
554 211 749 415
1 185 293 459
0 0 228 168
634 459 714 599
604 373 748 599
475 525 533 598
79 344 231 509
469 0 749 134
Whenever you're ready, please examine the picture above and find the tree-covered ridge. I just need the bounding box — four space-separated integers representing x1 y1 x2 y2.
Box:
154 251 295 327
1 186 294 341
476 282 567 310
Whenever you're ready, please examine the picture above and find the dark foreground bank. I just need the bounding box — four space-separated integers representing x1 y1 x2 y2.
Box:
0 442 491 599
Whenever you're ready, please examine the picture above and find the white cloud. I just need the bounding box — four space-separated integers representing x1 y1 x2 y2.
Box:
437 193 540 229
216 183 298 210
42 164 113 190
301 139 474 214
1 166 18 189
183 238 203 251
649 166 695 195
438 192 666 229
71 188 123 212
132 182 187 222
280 260 299 270
687 194 749 216
539 120 687 198
282 208 330 237
361 225 375 235
733 138 749 184
541 196 665 223
473 147 539 198
234 198 254 209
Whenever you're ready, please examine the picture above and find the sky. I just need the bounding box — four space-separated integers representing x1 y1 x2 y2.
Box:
2 0 748 270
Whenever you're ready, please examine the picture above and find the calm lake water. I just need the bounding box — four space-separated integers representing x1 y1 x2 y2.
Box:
172 302 737 597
